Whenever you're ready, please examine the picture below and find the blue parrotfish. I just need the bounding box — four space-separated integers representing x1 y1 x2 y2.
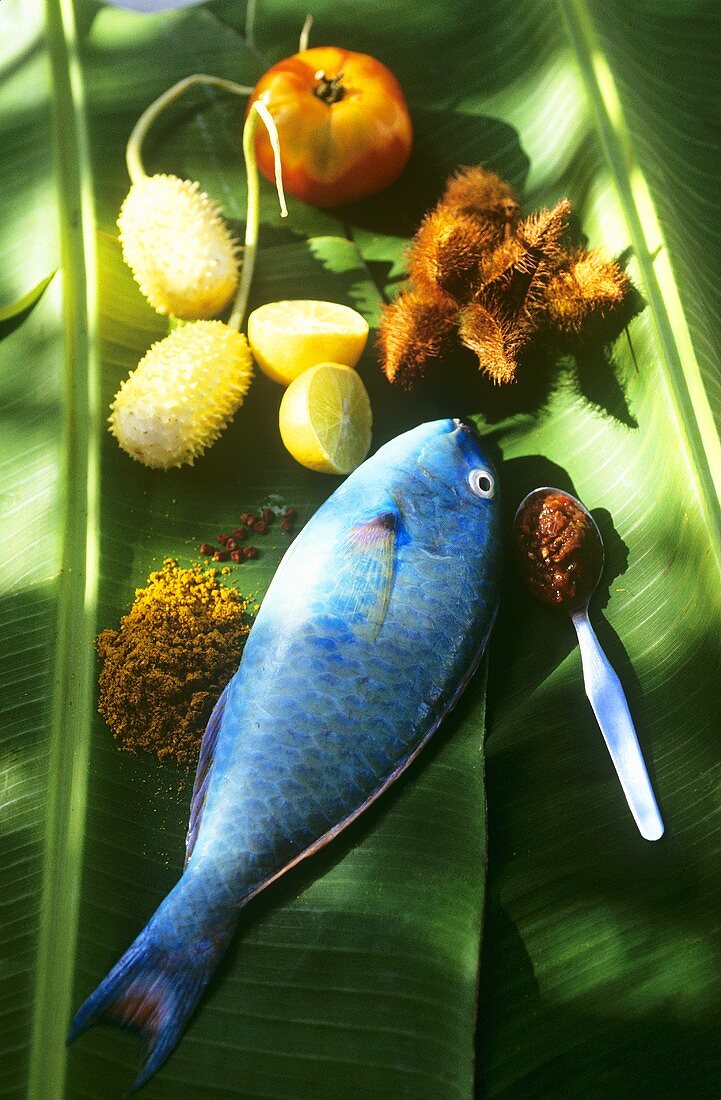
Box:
69 418 502 1089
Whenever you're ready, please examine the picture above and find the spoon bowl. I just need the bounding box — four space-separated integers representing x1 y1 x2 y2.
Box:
514 486 605 603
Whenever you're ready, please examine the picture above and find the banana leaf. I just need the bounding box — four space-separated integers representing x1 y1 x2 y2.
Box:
3 0 721 1097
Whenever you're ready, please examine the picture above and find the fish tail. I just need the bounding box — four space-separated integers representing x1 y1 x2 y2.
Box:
68 876 236 1092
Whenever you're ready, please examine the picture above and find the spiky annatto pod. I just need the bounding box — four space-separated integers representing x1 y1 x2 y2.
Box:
378 291 458 388
110 321 253 468
516 200 570 261
409 208 496 299
543 248 630 334
118 174 240 320
478 236 528 288
474 200 570 288
475 199 572 321
458 302 520 384
441 166 520 237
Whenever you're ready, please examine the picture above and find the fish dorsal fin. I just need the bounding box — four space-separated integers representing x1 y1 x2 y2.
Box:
184 681 230 868
332 509 398 642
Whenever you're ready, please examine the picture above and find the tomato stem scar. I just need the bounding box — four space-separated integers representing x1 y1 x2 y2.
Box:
313 70 346 105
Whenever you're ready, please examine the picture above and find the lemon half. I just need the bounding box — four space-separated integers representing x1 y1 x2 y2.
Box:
248 300 369 386
279 362 373 475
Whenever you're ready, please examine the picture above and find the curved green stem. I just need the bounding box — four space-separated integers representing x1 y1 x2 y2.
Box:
125 74 254 184
245 0 257 48
228 97 287 332
299 13 313 52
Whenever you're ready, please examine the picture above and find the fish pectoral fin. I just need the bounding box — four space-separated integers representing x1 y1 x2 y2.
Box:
333 508 398 642
185 681 230 868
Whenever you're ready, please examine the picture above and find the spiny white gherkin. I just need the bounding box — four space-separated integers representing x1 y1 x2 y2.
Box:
118 174 240 320
109 321 253 469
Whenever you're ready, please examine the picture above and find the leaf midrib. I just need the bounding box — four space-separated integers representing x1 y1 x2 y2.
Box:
27 0 100 1097
557 0 721 572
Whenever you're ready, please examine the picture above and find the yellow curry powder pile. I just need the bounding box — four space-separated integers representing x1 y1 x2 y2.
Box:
96 559 251 766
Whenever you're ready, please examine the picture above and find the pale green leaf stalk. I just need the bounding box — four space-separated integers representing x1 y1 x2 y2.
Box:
27 0 100 1096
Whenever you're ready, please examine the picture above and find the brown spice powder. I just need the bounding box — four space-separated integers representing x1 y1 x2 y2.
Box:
96 559 251 766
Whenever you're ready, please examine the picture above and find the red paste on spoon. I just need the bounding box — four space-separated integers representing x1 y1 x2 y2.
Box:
514 489 603 610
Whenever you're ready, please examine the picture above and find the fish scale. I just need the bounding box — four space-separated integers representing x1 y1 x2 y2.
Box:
69 418 502 1091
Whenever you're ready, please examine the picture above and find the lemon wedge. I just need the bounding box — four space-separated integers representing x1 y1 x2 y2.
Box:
279 362 373 474
248 300 369 386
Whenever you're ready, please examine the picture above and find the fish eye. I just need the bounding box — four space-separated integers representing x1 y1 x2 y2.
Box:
468 469 495 499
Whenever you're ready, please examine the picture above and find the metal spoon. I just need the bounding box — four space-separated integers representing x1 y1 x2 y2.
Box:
514 487 664 842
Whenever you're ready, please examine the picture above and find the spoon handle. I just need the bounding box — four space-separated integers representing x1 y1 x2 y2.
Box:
571 610 664 841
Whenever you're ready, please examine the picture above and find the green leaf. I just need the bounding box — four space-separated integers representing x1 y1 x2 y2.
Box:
0 272 56 325
4 0 721 1097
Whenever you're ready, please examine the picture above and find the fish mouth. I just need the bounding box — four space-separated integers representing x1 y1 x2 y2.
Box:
452 418 479 437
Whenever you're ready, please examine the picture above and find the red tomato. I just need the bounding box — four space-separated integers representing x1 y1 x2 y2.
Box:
248 47 413 207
